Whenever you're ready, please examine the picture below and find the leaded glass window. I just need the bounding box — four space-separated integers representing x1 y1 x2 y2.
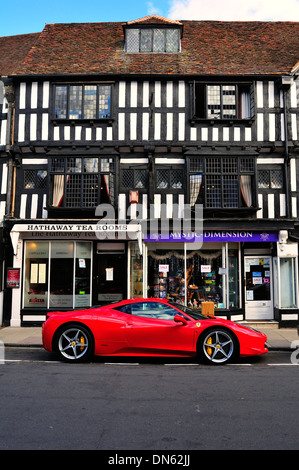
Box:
193 82 254 120
258 169 283 189
50 157 115 208
54 84 112 120
189 157 255 208
126 27 180 53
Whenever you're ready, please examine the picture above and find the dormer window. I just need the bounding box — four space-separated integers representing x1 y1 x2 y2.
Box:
126 27 180 53
124 15 182 53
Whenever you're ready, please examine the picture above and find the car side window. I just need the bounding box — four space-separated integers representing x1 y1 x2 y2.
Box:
114 304 131 314
130 302 179 320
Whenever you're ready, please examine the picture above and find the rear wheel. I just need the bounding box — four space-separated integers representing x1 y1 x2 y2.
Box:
197 327 238 365
54 324 94 362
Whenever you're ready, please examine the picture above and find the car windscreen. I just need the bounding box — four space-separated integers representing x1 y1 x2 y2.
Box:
168 302 208 320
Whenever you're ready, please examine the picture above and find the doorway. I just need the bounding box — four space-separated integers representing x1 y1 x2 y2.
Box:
93 248 127 305
244 256 273 320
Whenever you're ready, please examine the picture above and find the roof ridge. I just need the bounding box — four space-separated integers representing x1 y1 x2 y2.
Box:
125 14 182 25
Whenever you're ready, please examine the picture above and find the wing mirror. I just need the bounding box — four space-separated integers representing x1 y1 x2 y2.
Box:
174 314 188 325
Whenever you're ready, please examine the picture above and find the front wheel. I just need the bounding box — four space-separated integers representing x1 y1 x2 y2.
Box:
197 328 238 365
54 324 94 362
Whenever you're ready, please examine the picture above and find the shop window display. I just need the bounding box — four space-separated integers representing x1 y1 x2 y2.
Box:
186 250 223 308
130 244 143 298
147 243 240 310
24 241 92 309
147 248 185 302
24 242 49 308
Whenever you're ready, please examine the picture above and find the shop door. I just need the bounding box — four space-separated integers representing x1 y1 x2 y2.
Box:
244 256 273 320
94 253 127 305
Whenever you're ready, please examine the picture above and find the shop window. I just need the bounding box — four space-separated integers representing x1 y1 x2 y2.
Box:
130 243 143 298
24 242 49 308
228 248 239 308
49 242 74 308
50 157 115 208
147 243 240 310
23 241 92 309
148 248 185 301
279 258 298 308
148 247 224 307
192 82 254 120
186 249 224 308
75 242 92 308
188 157 255 208
125 27 180 53
54 84 112 120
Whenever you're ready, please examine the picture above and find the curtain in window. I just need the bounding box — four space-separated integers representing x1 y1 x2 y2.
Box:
52 175 64 207
240 175 252 207
190 174 202 206
240 91 251 119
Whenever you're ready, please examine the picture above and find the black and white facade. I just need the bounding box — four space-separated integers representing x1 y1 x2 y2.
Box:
0 17 299 326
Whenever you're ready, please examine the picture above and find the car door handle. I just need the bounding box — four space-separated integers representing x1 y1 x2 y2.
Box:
126 321 133 326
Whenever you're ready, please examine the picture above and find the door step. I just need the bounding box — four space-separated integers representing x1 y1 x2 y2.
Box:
238 320 279 329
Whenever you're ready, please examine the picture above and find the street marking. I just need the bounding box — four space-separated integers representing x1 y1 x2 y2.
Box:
164 363 199 366
269 363 299 366
104 362 140 366
3 359 61 364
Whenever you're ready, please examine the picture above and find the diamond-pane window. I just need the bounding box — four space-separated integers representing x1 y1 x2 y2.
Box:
157 170 169 189
258 170 270 189
24 169 47 189
170 170 183 189
271 170 283 189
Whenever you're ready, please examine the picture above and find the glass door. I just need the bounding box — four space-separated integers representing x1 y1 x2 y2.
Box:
94 251 127 305
244 256 273 320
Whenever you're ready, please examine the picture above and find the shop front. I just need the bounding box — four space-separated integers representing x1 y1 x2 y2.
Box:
141 229 299 324
4 223 299 326
6 222 141 325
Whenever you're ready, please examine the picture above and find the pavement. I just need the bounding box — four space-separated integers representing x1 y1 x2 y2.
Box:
0 324 298 350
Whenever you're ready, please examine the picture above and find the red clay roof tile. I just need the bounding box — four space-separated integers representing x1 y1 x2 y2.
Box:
0 17 298 77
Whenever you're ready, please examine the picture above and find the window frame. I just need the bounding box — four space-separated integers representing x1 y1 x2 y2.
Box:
49 156 116 209
257 166 284 191
155 165 185 194
190 81 255 122
52 83 113 122
125 26 181 53
23 167 48 191
187 157 256 209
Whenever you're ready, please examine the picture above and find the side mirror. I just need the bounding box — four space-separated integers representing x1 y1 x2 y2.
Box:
174 314 188 325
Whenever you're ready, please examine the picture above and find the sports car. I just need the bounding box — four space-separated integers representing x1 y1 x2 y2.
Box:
42 298 268 364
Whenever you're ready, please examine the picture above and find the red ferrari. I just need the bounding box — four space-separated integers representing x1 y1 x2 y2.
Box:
42 298 268 364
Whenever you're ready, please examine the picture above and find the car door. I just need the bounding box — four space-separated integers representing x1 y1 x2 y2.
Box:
124 302 195 356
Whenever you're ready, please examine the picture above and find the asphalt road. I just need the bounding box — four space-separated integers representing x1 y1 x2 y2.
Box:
0 347 298 452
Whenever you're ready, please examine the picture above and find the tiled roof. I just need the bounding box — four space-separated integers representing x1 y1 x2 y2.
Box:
0 33 40 75
125 15 183 26
0 16 298 77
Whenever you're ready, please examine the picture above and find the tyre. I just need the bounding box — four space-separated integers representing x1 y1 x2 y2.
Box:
197 327 238 365
54 324 94 363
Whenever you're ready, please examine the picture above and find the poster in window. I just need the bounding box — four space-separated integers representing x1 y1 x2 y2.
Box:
7 268 20 288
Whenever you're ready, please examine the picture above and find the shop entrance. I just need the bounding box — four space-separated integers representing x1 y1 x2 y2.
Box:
93 243 127 305
244 256 273 320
